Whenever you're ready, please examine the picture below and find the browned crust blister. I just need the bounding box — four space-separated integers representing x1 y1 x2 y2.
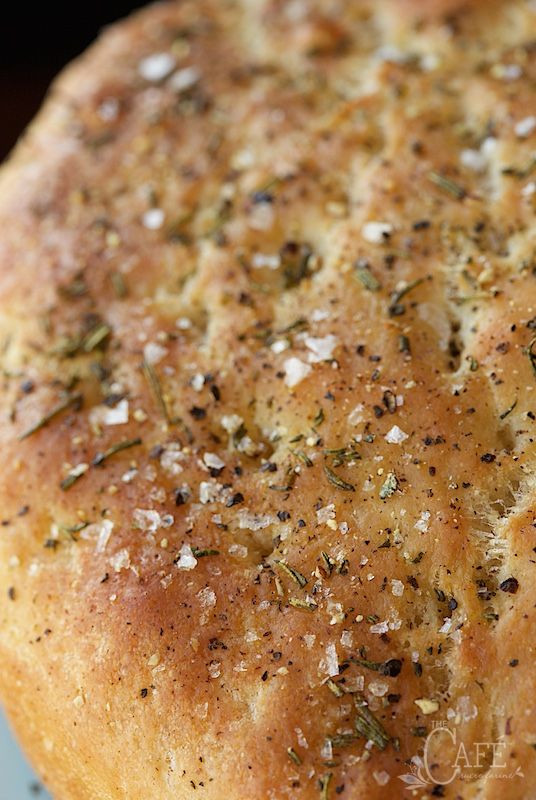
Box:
0 1 536 798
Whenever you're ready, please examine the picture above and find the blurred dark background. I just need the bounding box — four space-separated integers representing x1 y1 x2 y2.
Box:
0 2 146 163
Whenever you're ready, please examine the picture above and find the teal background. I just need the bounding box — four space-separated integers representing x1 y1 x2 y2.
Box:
0 710 51 800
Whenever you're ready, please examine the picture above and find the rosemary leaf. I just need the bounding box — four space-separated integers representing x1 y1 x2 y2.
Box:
92 437 142 467
398 334 411 354
60 473 84 491
60 463 88 492
110 271 128 298
191 548 220 558
82 322 111 353
288 597 317 611
428 170 466 199
274 560 308 588
328 733 358 749
323 446 360 467
499 399 517 420
290 449 313 467
355 264 381 292
527 337 536 379
313 407 325 427
349 657 382 672
388 277 425 316
319 773 332 800
142 359 172 424
19 393 82 441
326 679 344 698
324 465 355 492
354 695 390 750
287 747 301 766
321 551 334 575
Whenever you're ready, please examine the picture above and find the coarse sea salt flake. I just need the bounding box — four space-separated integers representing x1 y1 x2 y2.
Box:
460 148 487 172
169 65 201 93
199 481 222 504
160 444 185 476
304 334 338 363
373 771 390 786
348 404 365 425
325 642 339 677
197 586 216 607
385 425 409 444
237 509 274 530
81 519 114 553
176 543 197 570
142 208 165 230
251 253 281 270
221 414 243 434
143 341 168 364
109 548 130 573
316 503 336 524
271 339 288 354
414 511 431 533
439 617 452 634
362 221 393 244
138 52 176 82
133 509 173 532
98 98 119 121
229 543 248 558
515 115 536 138
283 357 311 387
191 373 205 391
203 452 225 470
370 620 389 635
369 681 389 697
90 399 129 427
208 661 221 678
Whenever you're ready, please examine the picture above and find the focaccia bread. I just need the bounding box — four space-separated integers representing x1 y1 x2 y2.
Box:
0 1 535 797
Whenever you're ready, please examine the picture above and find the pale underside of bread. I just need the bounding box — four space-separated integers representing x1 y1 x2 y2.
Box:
0 1 535 798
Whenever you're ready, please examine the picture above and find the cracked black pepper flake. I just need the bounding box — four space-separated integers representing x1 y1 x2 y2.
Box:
499 577 519 594
380 658 402 677
226 492 244 507
480 453 496 463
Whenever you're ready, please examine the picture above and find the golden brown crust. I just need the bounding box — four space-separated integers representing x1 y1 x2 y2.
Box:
0 1 536 798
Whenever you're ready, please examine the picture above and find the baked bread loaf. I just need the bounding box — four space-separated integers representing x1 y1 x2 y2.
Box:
0 1 535 797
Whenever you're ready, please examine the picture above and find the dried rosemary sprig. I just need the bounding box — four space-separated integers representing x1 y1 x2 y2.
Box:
287 747 301 766
388 277 425 316
19 393 83 441
428 170 466 199
274 560 308 588
142 359 172 424
319 773 332 800
92 437 142 467
288 597 317 611
354 264 381 292
324 465 355 492
354 695 390 750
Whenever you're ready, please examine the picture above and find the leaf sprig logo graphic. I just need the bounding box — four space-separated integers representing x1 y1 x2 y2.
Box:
399 725 524 791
